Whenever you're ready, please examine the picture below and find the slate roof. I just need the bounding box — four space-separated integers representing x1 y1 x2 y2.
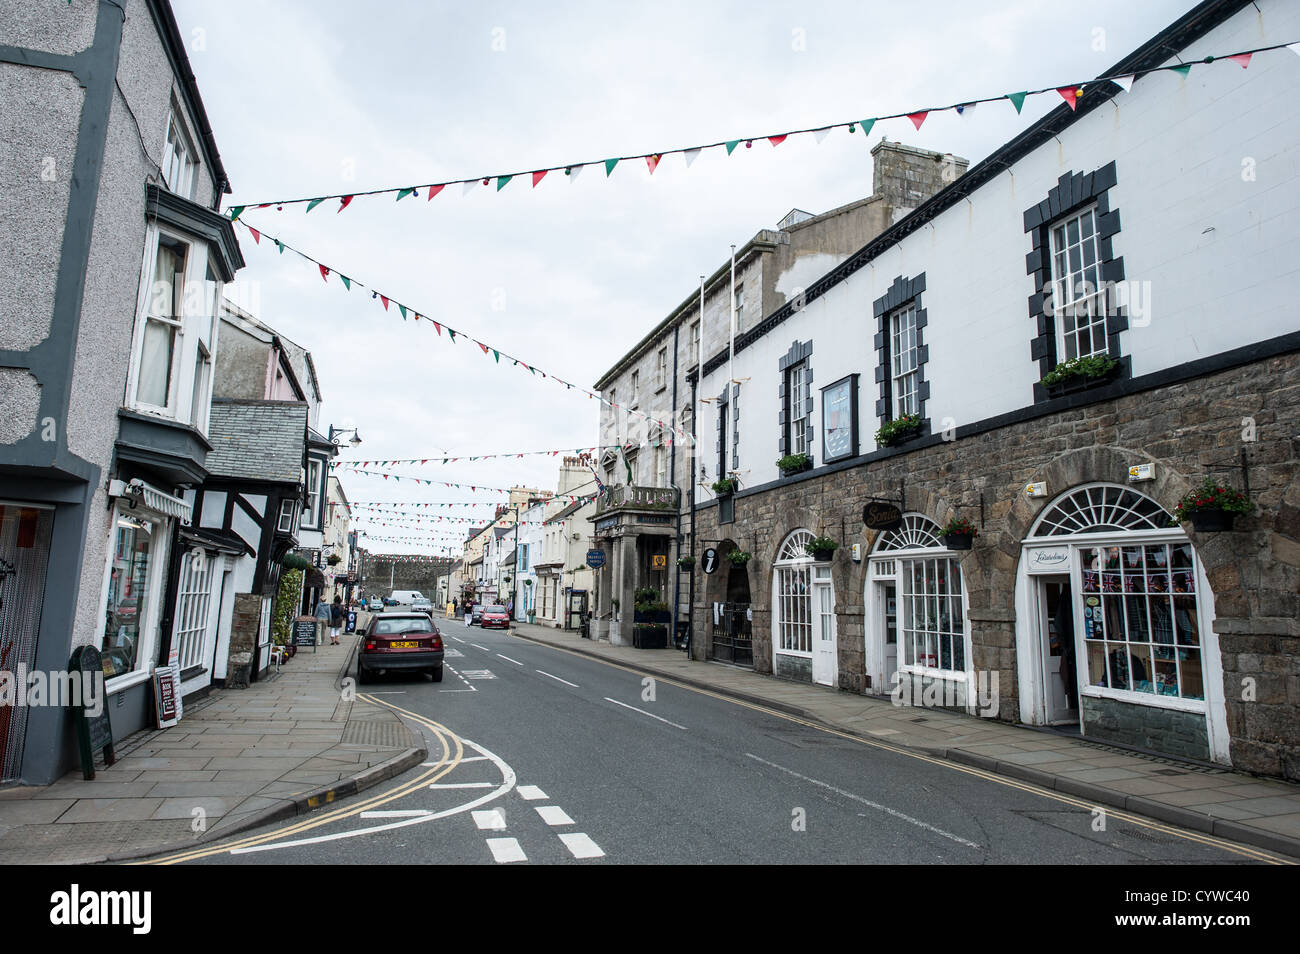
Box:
206 400 307 483
545 499 585 524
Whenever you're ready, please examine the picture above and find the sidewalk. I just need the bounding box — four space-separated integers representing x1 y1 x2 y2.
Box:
0 632 425 864
507 619 1300 859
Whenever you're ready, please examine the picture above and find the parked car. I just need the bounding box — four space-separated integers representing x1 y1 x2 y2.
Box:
382 597 399 606
366 597 384 612
357 612 443 682
470 604 485 626
480 605 510 630
411 596 433 613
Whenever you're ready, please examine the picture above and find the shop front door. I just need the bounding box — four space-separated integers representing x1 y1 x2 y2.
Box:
812 572 837 687
880 582 898 690
0 505 55 782
1037 575 1079 724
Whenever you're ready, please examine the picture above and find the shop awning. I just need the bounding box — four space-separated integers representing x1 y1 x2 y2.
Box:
110 477 193 523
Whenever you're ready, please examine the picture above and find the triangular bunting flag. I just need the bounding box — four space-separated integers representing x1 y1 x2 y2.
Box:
907 111 928 130
461 180 478 196
646 154 662 174
397 188 415 201
567 164 584 182
228 206 244 221
398 305 407 319
380 295 389 310
426 184 444 200
318 264 329 282
1058 87 1083 110
604 158 619 176
725 140 739 155
432 321 442 335
812 128 831 144
492 349 499 362
496 175 512 191
248 227 261 244
859 119 875 137
448 329 457 342
338 195 354 213
340 276 351 290
306 198 325 212
1171 64 1191 77
478 342 489 355
1289 42 1300 57
274 240 284 254
1111 74 1134 93
768 135 787 147
1228 53 1251 69
532 170 548 188
1006 91 1027 113
683 148 702 166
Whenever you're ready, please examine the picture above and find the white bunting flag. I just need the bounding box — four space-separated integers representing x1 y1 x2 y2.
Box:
461 179 479 196
683 148 702 167
1111 74 1134 93
812 127 832 144
568 164 585 183
1289 42 1300 57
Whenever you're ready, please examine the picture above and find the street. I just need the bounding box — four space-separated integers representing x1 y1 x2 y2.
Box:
149 620 1276 866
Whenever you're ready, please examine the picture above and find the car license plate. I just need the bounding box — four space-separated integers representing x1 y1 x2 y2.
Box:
390 640 419 648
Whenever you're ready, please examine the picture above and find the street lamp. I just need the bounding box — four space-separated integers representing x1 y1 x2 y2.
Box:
328 425 362 447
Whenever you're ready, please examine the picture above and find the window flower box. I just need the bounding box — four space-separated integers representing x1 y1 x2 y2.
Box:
711 477 738 497
804 536 839 562
777 453 813 477
1041 355 1120 397
1174 479 1254 533
875 414 924 448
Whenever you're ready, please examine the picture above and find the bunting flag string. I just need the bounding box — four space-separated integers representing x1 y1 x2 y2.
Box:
333 446 604 470
344 469 591 501
351 500 505 509
234 219 695 445
225 42 1292 216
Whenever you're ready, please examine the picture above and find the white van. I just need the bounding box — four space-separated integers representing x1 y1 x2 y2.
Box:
389 590 425 605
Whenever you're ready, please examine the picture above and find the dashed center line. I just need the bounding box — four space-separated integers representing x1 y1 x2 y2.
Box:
496 653 523 665
536 670 579 688
472 643 490 652
486 837 527 863
604 697 688 730
535 806 575 827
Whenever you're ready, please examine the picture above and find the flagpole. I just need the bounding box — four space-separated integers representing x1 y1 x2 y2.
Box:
728 245 736 477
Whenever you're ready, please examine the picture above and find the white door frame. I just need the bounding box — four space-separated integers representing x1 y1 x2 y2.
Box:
811 567 837 687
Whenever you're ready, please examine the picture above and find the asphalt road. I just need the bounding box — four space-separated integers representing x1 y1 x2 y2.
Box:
163 618 1280 865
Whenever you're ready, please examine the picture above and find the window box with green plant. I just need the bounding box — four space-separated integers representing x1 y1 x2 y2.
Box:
875 413 923 448
726 549 752 567
777 452 813 477
1174 478 1255 532
940 517 978 551
804 536 839 562
712 477 738 496
1040 354 1120 395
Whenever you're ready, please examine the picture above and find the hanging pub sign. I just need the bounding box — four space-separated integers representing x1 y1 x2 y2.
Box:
863 501 904 532
69 646 115 780
586 549 606 569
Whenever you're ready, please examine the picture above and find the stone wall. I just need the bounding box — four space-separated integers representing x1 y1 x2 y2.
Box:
692 351 1300 778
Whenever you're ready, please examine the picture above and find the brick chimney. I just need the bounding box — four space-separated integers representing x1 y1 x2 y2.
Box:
871 139 969 222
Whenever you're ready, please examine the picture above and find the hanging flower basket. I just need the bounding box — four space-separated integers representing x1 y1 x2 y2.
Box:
1174 478 1254 532
676 556 696 569
804 536 839 562
711 477 738 496
726 549 752 566
940 517 978 551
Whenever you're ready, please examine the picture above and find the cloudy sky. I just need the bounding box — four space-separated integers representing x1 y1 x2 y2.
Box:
173 0 1196 554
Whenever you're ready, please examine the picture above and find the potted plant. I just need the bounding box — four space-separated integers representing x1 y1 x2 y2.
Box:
1040 355 1120 395
777 452 813 477
326 553 342 566
677 555 696 569
1174 478 1255 532
633 588 671 649
712 477 738 496
805 536 839 562
940 517 978 550
875 413 924 448
726 549 752 566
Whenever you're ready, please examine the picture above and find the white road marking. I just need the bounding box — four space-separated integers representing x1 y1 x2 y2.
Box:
444 647 464 658
604 697 688 731
461 669 496 680
496 653 523 665
486 837 527 863
472 643 490 652
472 809 508 831
744 753 982 850
364 691 407 695
450 636 466 643
429 782 494 789
536 670 579 688
558 832 605 859
360 810 432 819
536 806 575 827
517 785 547 801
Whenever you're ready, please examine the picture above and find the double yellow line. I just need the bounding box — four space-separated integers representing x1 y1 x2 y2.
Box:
518 638 1295 865
141 698 463 865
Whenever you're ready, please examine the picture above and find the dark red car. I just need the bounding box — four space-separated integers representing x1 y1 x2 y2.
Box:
480 604 510 629
357 612 444 682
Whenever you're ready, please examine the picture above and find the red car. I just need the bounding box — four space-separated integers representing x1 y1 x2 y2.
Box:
480 605 510 629
357 612 444 682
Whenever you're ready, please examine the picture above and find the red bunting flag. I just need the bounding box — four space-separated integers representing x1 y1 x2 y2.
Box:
532 170 548 187
432 321 442 335
907 111 928 130
249 228 261 244
1057 87 1081 110
768 135 787 147
479 342 489 355
1228 53 1252 68
319 264 330 281
426 184 445 200
380 295 389 310
646 154 662 174
339 195 354 213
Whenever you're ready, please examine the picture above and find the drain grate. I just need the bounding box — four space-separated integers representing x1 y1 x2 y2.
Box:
340 720 411 747
1119 827 1177 846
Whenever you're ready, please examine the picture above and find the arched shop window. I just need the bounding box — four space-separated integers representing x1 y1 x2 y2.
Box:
1030 484 1204 701
774 529 815 654
873 514 966 673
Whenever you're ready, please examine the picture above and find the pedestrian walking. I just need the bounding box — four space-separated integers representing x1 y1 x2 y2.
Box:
313 596 331 646
329 595 344 645
464 600 472 626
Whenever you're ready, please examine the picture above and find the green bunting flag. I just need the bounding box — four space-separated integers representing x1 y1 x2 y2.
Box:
604 158 619 176
274 239 285 254
448 329 457 342
306 197 326 212
496 175 512 191
725 140 739 155
397 188 416 201
340 275 351 290
228 206 244 221
492 349 500 362
859 119 875 137
398 304 407 319
1006 92 1027 113
1170 64 1191 77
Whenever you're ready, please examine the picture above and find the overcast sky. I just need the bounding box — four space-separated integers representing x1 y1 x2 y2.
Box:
173 0 1196 554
